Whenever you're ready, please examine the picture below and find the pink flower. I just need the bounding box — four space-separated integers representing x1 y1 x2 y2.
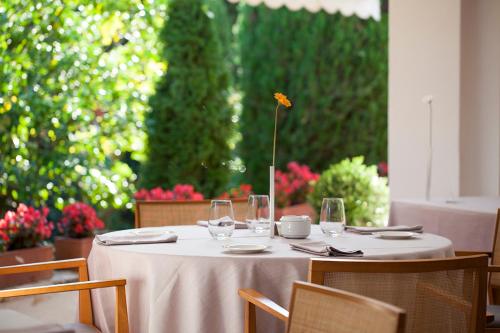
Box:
217 184 253 199
134 184 204 202
0 204 53 251
58 202 103 238
149 187 165 200
192 193 204 201
274 162 320 208
378 162 388 177
134 189 150 201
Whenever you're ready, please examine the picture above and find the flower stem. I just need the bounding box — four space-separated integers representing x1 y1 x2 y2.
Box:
272 103 280 167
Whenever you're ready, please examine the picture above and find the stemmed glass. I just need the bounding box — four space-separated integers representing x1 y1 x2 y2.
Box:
208 200 235 240
246 195 270 233
320 198 346 237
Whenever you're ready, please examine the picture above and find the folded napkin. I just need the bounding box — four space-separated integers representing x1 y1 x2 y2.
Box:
196 220 248 229
345 225 423 235
96 229 178 246
290 241 363 257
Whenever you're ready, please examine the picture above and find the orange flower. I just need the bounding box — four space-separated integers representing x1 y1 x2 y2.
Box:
274 92 292 108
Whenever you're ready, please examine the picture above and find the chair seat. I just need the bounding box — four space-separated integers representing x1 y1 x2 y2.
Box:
488 305 500 328
0 309 99 333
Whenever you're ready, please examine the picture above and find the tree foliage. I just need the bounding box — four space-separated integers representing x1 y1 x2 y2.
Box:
0 0 165 211
140 0 233 197
238 6 388 192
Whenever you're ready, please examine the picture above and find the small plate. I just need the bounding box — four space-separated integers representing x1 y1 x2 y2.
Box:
222 244 270 254
376 231 418 240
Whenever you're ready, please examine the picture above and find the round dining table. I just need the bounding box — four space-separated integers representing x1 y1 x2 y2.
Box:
88 225 454 333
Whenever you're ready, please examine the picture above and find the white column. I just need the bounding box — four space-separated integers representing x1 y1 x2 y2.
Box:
389 0 461 199
389 0 500 199
459 0 500 196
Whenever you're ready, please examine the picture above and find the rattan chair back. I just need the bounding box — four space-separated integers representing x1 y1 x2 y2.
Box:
135 199 248 228
288 281 406 333
309 255 488 333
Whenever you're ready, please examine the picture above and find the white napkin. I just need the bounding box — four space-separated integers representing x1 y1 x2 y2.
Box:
96 229 178 246
345 225 423 235
290 241 363 257
196 220 248 229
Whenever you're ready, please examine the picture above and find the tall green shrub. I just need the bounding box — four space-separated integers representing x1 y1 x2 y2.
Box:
141 0 233 197
238 6 388 192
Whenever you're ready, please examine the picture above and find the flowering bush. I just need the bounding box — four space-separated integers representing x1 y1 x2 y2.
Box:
218 184 253 199
58 202 104 238
378 161 388 177
309 156 389 226
0 204 54 251
134 184 204 201
275 162 320 208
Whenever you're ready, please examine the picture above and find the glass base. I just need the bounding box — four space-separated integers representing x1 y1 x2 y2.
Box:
209 226 234 240
254 226 270 234
322 231 343 238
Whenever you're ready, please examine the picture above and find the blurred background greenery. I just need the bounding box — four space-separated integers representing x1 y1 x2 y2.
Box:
0 0 388 229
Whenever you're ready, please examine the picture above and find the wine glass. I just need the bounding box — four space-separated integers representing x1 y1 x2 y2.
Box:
320 198 346 237
208 200 235 240
246 195 270 233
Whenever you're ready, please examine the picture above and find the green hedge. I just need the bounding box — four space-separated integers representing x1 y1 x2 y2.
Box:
238 6 388 192
141 0 233 197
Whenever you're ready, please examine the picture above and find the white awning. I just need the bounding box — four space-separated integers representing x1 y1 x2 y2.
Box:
227 0 381 20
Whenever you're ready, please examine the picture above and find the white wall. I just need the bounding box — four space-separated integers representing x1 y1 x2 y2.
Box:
460 0 500 196
389 0 461 199
389 0 500 199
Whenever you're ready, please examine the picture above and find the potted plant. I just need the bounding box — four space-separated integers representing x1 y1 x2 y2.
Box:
218 184 253 200
0 204 54 288
275 162 319 220
134 184 205 201
55 202 104 260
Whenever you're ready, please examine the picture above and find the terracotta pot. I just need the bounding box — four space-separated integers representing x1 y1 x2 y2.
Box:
0 245 54 289
275 202 317 220
54 236 94 260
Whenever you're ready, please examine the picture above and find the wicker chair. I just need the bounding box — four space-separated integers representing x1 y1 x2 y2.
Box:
0 258 129 333
307 255 488 333
455 209 500 331
239 281 406 333
135 198 248 228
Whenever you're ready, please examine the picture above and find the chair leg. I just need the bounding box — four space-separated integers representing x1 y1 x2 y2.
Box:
115 285 129 333
78 263 93 325
244 301 256 333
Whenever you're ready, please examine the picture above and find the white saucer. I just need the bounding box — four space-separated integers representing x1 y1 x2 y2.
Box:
376 231 419 240
222 244 270 254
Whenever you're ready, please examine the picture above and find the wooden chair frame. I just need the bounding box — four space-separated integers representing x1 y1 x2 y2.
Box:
135 198 248 228
455 209 500 302
308 255 489 333
239 281 406 333
0 258 129 333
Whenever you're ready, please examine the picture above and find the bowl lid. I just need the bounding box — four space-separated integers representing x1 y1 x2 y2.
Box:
279 215 311 222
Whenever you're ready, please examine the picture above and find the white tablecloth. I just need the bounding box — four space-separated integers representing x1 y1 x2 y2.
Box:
88 225 453 333
389 197 500 252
